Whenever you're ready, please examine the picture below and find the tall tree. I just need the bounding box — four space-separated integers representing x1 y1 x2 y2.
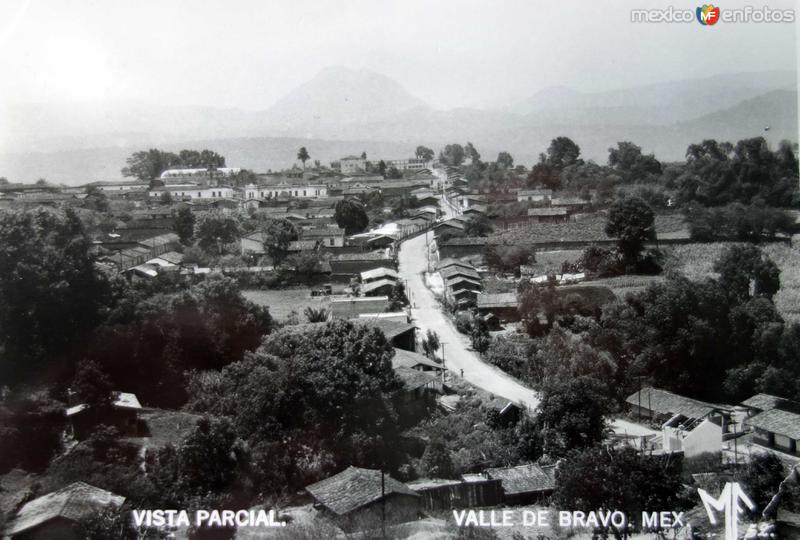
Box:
173 207 195 245
605 196 655 268
121 149 179 181
464 142 481 164
713 244 780 301
544 137 582 169
334 199 368 234
194 212 240 254
496 152 514 169
415 145 435 161
297 147 310 169
261 218 298 265
536 375 612 454
439 144 466 167
608 141 662 181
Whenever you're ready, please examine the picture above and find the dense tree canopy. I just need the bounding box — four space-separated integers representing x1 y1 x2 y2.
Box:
554 446 684 536
608 141 662 182
186 321 404 492
676 138 798 207
0 209 114 383
90 276 272 407
121 148 225 181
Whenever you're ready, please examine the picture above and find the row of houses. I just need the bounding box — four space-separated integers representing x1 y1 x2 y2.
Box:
437 258 483 309
304 460 557 533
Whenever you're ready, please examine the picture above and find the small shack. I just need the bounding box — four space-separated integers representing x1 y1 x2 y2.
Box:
306 467 420 532
485 463 557 505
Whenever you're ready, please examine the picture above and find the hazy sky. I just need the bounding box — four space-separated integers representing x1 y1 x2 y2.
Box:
0 0 797 110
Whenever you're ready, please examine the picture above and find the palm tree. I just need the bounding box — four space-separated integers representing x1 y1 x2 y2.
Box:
304 306 328 322
297 147 310 169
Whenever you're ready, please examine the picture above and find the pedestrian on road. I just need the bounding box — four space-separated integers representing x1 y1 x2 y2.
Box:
460 368 464 378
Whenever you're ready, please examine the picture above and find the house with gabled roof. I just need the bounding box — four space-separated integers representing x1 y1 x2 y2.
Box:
66 391 142 440
305 467 420 532
391 348 443 373
361 278 397 297
742 393 800 456
527 207 568 223
5 482 125 540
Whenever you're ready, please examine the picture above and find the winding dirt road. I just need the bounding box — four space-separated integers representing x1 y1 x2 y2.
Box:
398 229 657 438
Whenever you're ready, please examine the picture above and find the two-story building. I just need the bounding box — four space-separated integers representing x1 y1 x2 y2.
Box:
339 155 367 174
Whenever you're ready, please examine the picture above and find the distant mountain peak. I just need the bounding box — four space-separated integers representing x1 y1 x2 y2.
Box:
264 67 429 131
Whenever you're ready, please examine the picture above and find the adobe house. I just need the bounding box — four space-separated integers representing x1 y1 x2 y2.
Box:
5 482 124 540
306 467 420 532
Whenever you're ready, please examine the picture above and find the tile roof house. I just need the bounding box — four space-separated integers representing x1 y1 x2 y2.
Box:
5 482 125 540
439 265 481 282
391 348 444 372
743 395 800 456
353 319 416 351
625 387 730 421
435 258 474 271
484 464 557 505
306 467 420 532
741 393 791 413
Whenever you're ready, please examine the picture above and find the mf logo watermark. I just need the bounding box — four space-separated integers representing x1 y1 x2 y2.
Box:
697 482 755 540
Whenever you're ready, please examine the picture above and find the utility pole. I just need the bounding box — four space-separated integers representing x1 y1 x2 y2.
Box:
381 468 386 539
440 342 446 383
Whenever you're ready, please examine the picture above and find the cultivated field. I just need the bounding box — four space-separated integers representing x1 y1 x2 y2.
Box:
493 213 689 245
666 240 800 322
242 288 330 320
573 275 666 298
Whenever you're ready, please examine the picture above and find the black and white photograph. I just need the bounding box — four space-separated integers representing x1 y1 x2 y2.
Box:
0 1 799 538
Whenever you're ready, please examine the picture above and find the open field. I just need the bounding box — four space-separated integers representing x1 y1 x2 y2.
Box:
528 249 584 275
666 240 800 322
242 288 330 320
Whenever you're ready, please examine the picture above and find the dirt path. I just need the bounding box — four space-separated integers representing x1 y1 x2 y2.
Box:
398 230 657 438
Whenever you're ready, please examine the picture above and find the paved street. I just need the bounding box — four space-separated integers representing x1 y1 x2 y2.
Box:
398 229 657 438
